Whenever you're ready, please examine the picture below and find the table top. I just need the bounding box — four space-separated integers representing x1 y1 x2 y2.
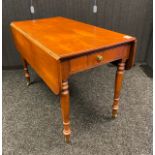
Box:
11 17 136 60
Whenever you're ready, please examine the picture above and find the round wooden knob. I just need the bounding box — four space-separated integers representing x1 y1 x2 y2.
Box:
96 55 103 62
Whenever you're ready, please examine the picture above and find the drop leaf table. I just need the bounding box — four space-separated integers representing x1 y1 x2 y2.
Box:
10 17 137 143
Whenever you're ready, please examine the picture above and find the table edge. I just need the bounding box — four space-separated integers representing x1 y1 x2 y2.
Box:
10 22 136 61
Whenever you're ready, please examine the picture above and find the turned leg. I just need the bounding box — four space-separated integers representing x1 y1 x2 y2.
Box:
112 61 125 118
23 59 30 86
60 81 71 143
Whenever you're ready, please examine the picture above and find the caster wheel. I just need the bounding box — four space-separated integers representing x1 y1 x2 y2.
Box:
64 135 70 144
27 81 30 86
112 113 118 118
112 110 118 118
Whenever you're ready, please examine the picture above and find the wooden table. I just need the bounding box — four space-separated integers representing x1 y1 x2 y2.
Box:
10 17 136 143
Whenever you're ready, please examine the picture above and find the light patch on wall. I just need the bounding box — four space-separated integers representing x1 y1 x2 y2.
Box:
93 0 97 13
30 0 35 15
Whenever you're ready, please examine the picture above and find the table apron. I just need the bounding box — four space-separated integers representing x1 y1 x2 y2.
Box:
65 44 131 75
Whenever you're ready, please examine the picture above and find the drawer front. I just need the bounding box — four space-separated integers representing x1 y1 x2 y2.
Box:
69 44 130 74
88 44 130 67
70 56 88 73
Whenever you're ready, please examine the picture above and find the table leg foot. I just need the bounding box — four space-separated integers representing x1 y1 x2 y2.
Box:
112 109 118 118
61 81 71 143
22 59 31 86
27 81 31 86
112 61 125 118
64 134 70 143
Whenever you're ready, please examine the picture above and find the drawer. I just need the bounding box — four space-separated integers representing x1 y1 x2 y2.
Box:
69 55 88 73
69 44 130 74
87 44 130 67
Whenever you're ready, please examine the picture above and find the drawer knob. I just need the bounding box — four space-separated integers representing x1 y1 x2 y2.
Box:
96 55 103 62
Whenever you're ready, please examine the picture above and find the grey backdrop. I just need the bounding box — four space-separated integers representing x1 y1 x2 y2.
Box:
2 0 153 69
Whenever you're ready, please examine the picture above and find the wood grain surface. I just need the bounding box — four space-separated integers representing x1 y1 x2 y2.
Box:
10 17 136 60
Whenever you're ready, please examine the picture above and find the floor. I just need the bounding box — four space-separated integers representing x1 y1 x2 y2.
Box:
3 64 152 155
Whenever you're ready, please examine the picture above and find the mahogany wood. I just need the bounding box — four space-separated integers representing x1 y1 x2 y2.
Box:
69 44 130 74
112 61 125 118
126 41 137 69
61 81 71 143
11 27 60 94
10 17 137 143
